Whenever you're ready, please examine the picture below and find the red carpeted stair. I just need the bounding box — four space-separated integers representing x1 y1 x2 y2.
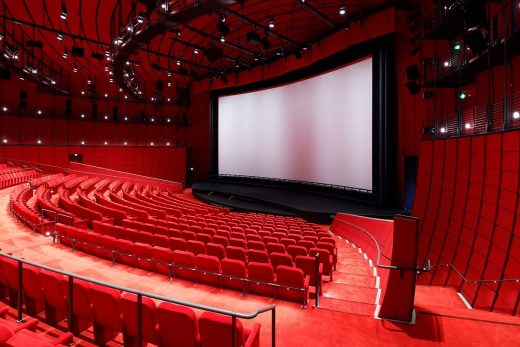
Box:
319 237 379 317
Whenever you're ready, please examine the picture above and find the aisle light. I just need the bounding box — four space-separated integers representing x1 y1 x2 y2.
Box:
513 111 520 119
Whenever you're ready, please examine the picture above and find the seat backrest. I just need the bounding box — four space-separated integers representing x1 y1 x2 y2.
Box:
90 284 122 329
196 254 221 272
247 262 275 282
22 265 43 301
156 302 198 347
270 252 293 270
221 258 246 277
276 265 304 287
247 249 270 264
169 237 187 251
120 293 158 344
72 280 92 320
198 311 244 347
39 270 67 310
212 235 229 248
187 240 207 256
197 233 213 244
266 242 285 254
172 250 196 267
287 245 308 260
309 247 331 262
206 243 226 260
225 246 247 263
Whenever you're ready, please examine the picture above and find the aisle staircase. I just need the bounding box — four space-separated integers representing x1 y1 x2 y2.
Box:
318 236 379 317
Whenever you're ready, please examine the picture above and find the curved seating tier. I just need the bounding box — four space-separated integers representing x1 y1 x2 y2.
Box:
0 254 262 347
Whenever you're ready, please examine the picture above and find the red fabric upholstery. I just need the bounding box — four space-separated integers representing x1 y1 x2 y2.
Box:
71 279 93 335
287 245 308 260
247 241 266 251
276 266 309 305
120 293 159 346
247 262 275 297
22 265 45 315
212 235 229 248
198 312 260 347
156 302 198 347
134 242 155 271
221 258 246 292
172 251 197 281
295 256 323 290
187 240 207 256
206 243 226 260
309 248 333 278
226 246 247 263
247 250 270 264
39 270 68 325
152 246 173 276
270 252 293 271
90 284 123 345
266 242 285 255
196 254 222 286
169 237 187 252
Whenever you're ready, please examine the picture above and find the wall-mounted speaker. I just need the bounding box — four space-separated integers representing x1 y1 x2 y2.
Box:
19 90 27 109
92 103 98 120
406 64 419 81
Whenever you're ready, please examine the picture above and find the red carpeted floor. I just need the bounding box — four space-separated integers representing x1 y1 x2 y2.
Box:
1 187 519 346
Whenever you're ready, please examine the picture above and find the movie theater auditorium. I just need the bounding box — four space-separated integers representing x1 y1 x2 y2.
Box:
0 1 518 346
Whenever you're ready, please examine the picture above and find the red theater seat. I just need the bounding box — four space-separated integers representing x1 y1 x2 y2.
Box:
247 262 275 297
90 284 123 346
187 240 207 256
212 235 230 248
169 237 187 252
156 302 199 347
206 243 226 260
22 265 45 316
309 248 333 279
198 312 260 347
247 240 266 251
276 266 309 307
280 238 297 248
134 242 155 271
196 254 222 287
226 246 247 264
266 242 285 255
247 249 270 264
120 293 159 346
229 238 247 249
270 252 293 271
287 245 308 260
221 258 246 292
152 246 173 276
71 280 93 335
153 234 170 248
39 270 68 325
197 233 213 244
295 256 323 291
172 251 197 281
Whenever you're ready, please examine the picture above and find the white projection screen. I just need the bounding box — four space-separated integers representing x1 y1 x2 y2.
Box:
218 56 373 191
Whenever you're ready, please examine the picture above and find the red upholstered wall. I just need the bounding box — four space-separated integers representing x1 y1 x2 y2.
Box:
413 132 520 316
0 145 186 182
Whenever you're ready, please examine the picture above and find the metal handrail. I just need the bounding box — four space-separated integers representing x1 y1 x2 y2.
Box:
431 263 520 284
57 232 311 308
0 250 276 346
332 217 431 273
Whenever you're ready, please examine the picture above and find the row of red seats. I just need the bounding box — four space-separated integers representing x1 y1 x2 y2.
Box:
0 170 40 189
0 307 73 347
29 173 64 189
35 186 87 227
56 223 315 303
0 257 260 347
94 220 336 274
10 186 54 235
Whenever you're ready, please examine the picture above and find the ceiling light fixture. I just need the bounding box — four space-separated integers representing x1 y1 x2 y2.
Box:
56 32 63 41
268 19 275 28
339 6 347 16
60 5 67 20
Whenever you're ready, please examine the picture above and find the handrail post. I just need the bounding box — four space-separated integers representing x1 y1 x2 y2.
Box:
314 252 320 307
272 306 276 347
137 293 143 346
16 261 23 322
231 315 236 347
68 276 74 333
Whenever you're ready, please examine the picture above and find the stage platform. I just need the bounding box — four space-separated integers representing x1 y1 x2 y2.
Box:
192 181 403 223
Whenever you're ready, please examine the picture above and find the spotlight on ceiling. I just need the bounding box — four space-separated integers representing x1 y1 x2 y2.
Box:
73 66 78 72
220 13 226 22
56 32 63 41
220 35 225 43
339 6 347 16
60 5 67 20
268 18 275 29
194 47 199 54
513 111 520 120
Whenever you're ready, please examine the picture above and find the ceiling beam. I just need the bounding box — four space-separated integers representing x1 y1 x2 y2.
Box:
298 1 337 29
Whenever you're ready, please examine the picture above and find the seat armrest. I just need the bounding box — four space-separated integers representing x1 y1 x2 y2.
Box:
11 318 39 332
244 322 261 347
0 307 9 318
303 275 310 290
51 332 74 345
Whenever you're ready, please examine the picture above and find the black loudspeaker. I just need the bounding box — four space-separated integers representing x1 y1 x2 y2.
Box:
406 64 419 81
176 87 190 107
92 103 98 120
19 91 27 109
0 68 11 80
71 46 85 57
205 45 223 62
464 30 487 54
112 106 119 121
403 156 418 212
406 81 421 95
246 31 261 45
65 98 72 116
156 80 163 91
